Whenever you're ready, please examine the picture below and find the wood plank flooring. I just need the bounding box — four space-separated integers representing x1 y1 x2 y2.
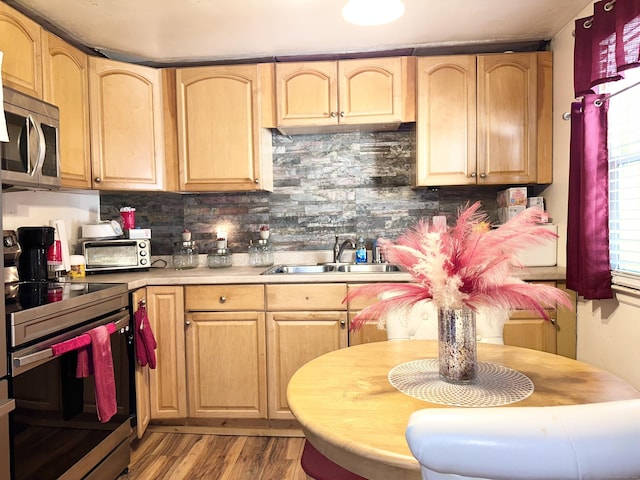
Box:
122 433 308 480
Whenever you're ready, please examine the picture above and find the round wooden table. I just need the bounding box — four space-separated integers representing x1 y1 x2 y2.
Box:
287 340 640 480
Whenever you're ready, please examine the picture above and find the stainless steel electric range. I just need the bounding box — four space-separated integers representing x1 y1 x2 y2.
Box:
4 230 133 480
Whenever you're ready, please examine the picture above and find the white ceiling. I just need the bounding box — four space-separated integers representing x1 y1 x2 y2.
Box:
11 0 592 64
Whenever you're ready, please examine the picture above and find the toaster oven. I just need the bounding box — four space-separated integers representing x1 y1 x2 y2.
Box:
82 239 150 273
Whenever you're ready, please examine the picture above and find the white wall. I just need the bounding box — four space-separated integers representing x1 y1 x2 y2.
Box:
2 190 101 254
550 3 640 390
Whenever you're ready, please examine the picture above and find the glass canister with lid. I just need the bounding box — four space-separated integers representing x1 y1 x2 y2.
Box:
249 239 273 267
173 240 199 269
207 248 233 268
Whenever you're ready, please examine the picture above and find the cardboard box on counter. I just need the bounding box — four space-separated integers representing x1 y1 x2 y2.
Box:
527 197 545 210
127 228 151 239
498 206 526 224
497 187 528 207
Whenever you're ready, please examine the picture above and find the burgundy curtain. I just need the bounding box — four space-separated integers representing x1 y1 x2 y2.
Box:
566 95 612 298
574 0 640 96
569 0 640 299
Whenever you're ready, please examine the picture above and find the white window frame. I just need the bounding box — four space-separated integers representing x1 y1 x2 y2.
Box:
603 69 640 292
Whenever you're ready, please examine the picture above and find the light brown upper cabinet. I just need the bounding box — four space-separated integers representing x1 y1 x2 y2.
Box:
275 56 415 134
415 52 552 187
176 64 274 192
89 57 167 191
0 2 43 98
42 33 92 189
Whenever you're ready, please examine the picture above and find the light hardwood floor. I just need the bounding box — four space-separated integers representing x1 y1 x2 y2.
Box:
123 433 308 480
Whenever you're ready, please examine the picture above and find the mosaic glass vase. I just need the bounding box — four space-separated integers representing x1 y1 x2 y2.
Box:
438 306 477 384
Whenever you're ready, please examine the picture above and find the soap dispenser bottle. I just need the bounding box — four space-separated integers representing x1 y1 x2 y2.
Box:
355 237 367 264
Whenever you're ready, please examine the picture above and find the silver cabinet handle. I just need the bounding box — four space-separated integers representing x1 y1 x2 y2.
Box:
330 112 337 118
470 172 477 178
340 320 346 328
219 296 226 303
339 111 345 118
254 178 259 184
95 177 102 183
479 173 487 179
185 320 191 326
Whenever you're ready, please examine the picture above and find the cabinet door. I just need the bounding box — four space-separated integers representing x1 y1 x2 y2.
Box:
503 282 557 354
266 311 348 419
147 286 187 419
131 288 150 438
42 33 92 189
275 61 338 127
0 2 42 98
185 311 267 418
536 51 553 184
477 53 538 184
176 64 273 192
338 57 409 125
415 55 477 187
89 57 166 190
346 283 389 346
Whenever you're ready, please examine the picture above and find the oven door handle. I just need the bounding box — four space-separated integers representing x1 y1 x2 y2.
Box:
0 398 16 417
13 348 54 368
13 312 130 369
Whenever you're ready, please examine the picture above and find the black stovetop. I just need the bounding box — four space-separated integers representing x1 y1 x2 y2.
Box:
5 281 125 314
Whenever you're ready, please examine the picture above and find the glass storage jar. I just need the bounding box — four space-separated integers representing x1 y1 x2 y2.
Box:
248 240 259 267
173 241 199 269
207 248 233 268
252 239 273 267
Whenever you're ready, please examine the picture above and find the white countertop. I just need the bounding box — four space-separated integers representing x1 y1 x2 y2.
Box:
74 260 567 291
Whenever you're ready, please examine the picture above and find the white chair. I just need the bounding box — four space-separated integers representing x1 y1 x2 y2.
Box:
384 299 507 344
405 399 640 480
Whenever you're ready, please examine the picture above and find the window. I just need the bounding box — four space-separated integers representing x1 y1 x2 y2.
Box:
605 69 640 290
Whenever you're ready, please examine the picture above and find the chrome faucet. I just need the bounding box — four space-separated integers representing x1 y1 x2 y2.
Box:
333 235 356 263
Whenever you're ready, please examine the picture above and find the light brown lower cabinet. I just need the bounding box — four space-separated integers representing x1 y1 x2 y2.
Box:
147 286 187 419
266 283 349 420
185 310 267 418
142 280 575 430
266 310 348 419
131 287 150 438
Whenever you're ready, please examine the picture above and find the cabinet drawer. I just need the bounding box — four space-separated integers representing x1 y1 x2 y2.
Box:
185 285 265 311
266 284 347 310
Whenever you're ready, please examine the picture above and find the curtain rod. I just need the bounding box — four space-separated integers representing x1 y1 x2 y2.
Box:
562 78 640 120
602 78 640 100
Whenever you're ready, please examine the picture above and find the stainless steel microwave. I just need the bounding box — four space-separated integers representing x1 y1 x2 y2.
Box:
82 239 151 273
1 87 60 190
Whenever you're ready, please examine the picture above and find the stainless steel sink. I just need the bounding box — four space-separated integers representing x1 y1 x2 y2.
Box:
262 264 337 274
336 264 402 273
261 263 402 274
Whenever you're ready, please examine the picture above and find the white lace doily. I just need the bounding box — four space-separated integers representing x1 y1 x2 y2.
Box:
388 358 534 407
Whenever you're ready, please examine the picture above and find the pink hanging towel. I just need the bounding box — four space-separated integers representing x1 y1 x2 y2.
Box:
86 325 117 423
134 301 157 369
50 323 117 379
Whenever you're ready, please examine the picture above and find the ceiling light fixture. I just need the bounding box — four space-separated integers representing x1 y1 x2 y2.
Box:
342 0 405 26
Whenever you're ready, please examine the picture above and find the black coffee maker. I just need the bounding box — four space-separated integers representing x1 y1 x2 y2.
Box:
17 226 55 281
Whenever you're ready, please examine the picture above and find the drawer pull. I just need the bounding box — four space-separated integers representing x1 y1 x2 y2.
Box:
219 296 227 303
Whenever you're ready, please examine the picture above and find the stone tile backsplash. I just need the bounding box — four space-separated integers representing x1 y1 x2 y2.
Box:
100 126 502 256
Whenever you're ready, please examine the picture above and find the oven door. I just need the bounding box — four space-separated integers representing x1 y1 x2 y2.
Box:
9 313 132 480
